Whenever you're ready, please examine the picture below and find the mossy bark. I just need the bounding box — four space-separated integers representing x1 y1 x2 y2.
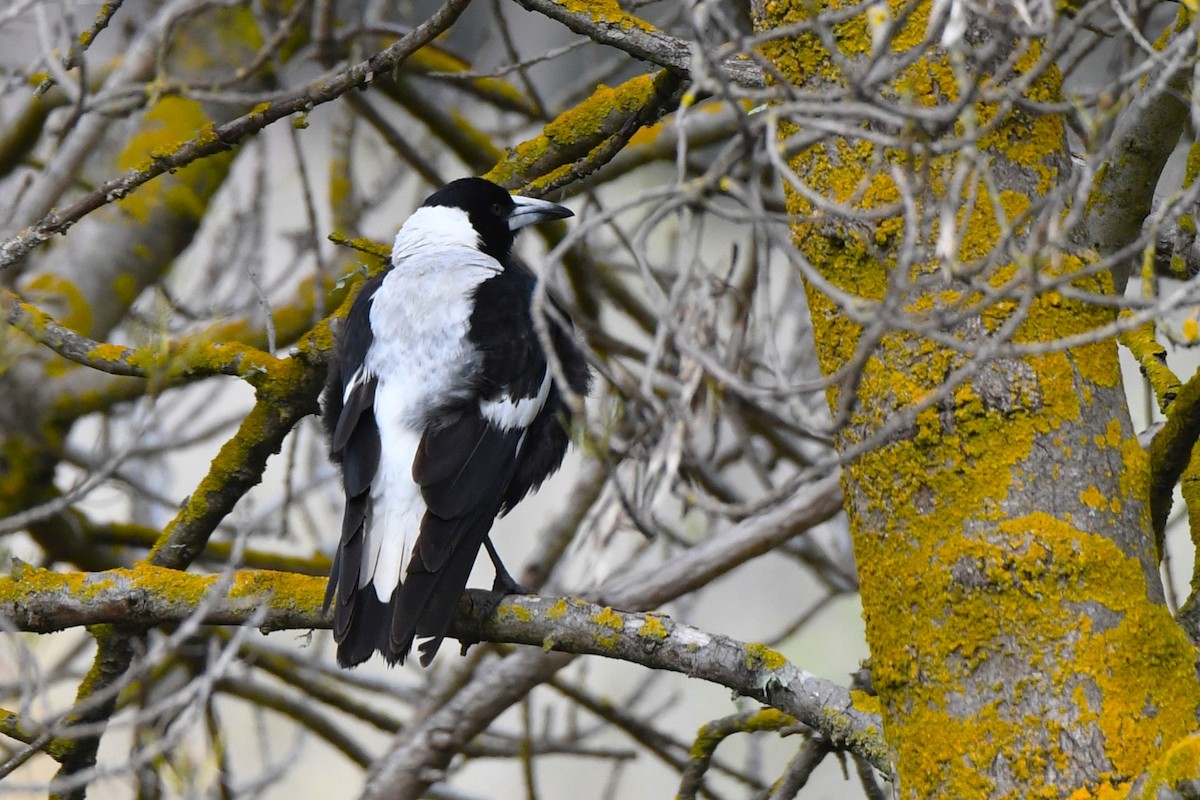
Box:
753 2 1200 797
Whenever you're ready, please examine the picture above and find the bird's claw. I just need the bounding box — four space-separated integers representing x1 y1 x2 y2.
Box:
491 572 533 596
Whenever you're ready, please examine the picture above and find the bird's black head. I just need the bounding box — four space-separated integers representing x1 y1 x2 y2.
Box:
421 177 573 261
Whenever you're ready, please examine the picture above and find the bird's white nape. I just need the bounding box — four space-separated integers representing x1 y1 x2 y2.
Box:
392 206 481 262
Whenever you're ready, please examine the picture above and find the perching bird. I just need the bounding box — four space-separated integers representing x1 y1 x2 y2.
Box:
322 177 590 668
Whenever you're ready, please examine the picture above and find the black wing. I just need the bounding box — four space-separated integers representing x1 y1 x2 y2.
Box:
322 274 391 667
502 288 591 514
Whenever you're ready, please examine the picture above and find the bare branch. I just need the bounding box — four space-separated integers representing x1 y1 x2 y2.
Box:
510 0 765 88
0 0 473 270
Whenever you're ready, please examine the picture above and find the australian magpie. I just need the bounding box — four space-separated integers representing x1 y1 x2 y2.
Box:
322 177 590 668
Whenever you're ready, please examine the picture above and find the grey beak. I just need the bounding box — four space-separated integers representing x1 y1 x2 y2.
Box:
507 194 573 231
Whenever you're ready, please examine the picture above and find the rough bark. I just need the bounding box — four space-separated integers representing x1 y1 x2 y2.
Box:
753 2 1200 797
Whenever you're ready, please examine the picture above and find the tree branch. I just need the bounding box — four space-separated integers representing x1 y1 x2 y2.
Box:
484 69 686 194
1149 369 1200 544
2 288 281 381
0 562 886 771
362 472 846 796
0 0 473 271
677 709 799 800
510 0 765 88
1081 11 1194 293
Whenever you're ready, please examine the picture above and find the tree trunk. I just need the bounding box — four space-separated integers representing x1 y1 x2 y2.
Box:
753 2 1200 796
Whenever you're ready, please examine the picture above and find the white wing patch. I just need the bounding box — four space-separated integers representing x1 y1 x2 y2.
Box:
342 366 369 403
481 369 551 430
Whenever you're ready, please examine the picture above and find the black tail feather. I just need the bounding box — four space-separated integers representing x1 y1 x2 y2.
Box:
331 516 492 667
335 584 407 667
389 509 493 666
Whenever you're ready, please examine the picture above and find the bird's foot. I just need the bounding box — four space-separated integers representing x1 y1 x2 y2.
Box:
483 537 534 596
491 571 533 597
459 589 513 656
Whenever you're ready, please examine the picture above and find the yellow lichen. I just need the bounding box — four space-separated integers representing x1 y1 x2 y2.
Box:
755 1 1185 796
111 272 140 306
637 614 668 640
849 689 881 715
558 0 654 32
743 643 787 671
1080 486 1106 510
496 604 533 623
592 607 623 630
23 274 93 335
547 598 569 620
115 96 235 226
485 73 659 188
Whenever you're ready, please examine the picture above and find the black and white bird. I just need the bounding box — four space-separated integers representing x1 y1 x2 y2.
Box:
322 177 590 668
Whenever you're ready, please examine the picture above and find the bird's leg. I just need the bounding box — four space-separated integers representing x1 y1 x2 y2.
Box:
460 541 536 656
483 537 534 595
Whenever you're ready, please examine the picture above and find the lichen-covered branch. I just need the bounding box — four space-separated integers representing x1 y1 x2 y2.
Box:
0 562 325 632
0 563 887 771
39 270 360 421
511 0 765 89
677 709 799 800
2 288 281 381
755 2 1200 797
1081 10 1194 293
145 358 323 569
0 707 74 764
1119 313 1181 414
484 69 686 194
1149 371 1200 543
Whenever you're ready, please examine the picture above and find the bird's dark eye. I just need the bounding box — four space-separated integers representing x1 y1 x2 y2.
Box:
491 202 505 216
